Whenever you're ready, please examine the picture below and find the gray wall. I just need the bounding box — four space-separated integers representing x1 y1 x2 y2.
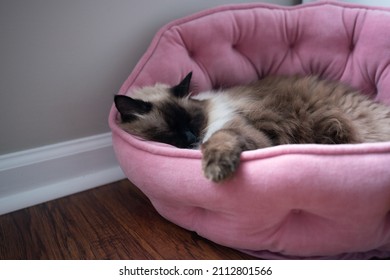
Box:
0 0 298 155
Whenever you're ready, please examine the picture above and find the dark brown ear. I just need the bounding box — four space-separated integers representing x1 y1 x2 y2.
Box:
114 95 152 121
171 72 192 98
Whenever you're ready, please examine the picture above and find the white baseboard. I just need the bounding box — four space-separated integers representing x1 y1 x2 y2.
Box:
0 133 126 215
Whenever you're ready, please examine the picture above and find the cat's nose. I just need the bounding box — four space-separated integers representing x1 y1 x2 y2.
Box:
184 130 197 144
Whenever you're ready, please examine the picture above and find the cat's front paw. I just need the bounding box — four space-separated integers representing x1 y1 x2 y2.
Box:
201 142 241 182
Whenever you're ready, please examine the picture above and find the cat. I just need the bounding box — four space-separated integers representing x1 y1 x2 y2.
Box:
114 72 390 182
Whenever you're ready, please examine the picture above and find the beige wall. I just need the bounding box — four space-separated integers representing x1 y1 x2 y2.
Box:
0 0 298 155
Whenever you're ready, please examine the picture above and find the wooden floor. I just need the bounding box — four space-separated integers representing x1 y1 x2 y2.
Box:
0 179 255 260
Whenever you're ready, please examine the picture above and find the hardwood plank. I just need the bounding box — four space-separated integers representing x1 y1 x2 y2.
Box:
0 179 255 260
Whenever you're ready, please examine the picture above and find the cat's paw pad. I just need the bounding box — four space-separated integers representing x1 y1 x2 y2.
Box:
201 146 240 182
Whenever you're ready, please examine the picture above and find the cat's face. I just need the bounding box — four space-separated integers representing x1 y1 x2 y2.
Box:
115 72 207 149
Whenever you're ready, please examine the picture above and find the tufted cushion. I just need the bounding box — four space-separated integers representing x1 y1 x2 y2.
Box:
109 1 390 259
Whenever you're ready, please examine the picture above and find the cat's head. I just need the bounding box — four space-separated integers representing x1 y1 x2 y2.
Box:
114 72 207 149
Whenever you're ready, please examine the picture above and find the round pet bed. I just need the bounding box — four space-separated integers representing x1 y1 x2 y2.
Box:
109 1 390 259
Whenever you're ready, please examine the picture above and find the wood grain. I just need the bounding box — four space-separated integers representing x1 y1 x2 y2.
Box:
0 179 255 260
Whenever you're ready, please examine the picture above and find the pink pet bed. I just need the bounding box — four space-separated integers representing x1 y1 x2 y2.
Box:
109 1 390 259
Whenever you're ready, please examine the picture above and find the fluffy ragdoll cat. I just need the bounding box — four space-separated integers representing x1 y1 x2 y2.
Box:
114 72 390 182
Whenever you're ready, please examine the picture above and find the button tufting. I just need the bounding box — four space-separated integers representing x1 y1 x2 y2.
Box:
231 44 239 50
349 42 355 52
291 209 302 214
187 50 195 59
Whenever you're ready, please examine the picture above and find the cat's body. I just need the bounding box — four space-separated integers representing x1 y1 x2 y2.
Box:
115 73 390 182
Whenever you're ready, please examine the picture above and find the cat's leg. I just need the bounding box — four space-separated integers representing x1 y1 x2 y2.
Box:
312 110 359 144
201 120 272 182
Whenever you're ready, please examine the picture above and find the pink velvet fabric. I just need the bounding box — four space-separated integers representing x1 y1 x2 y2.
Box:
109 1 390 259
